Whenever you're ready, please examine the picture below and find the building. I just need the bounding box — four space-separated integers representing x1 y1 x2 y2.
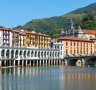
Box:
0 26 12 47
38 33 50 49
11 29 51 49
82 30 96 39
58 36 95 56
18 30 26 47
11 30 19 47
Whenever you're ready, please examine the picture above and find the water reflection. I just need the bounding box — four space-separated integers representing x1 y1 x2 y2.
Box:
0 66 96 90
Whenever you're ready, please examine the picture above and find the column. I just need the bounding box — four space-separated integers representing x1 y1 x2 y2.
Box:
26 60 28 66
36 60 38 66
22 60 24 66
18 60 20 66
65 59 68 66
46 60 47 66
54 60 55 66
43 60 44 66
0 61 1 66
13 60 16 66
0 51 2 59
39 60 41 66
56 60 58 65
48 60 50 65
29 60 31 66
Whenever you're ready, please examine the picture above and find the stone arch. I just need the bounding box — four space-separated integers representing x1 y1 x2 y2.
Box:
44 51 46 58
1 49 5 57
50 52 51 57
20 50 22 55
55 52 57 57
24 50 26 57
31 51 33 57
53 52 55 57
41 51 43 58
66 59 79 66
58 52 60 57
11 50 14 58
38 51 40 57
6 49 10 58
35 51 37 57
19 50 23 58
15 50 18 58
85 57 96 66
27 51 30 57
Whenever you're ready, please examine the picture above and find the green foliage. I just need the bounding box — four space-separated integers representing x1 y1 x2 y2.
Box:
20 3 96 37
80 12 96 29
53 34 60 38
70 3 96 14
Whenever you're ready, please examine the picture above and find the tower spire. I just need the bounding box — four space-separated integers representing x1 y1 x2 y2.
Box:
67 18 74 34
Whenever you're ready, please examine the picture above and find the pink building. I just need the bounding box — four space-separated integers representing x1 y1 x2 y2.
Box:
0 26 12 47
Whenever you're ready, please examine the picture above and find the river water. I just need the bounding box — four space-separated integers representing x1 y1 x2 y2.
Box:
0 66 96 90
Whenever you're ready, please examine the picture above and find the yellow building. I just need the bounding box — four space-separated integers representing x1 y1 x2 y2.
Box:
24 30 33 47
38 33 50 49
24 31 51 49
11 30 19 47
58 36 95 56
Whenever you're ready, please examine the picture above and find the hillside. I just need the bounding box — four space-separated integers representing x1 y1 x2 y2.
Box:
70 3 96 14
20 3 96 37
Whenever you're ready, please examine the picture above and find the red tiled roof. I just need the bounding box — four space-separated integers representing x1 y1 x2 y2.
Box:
82 30 96 34
58 36 94 42
11 30 19 33
24 30 32 34
0 26 10 30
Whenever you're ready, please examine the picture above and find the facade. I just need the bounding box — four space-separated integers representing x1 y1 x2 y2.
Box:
38 33 50 49
11 29 51 49
58 36 95 56
0 26 12 47
82 30 96 39
24 30 33 47
18 30 26 47
11 30 19 47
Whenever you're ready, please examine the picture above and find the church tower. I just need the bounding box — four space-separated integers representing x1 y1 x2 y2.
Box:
67 18 74 35
77 25 83 38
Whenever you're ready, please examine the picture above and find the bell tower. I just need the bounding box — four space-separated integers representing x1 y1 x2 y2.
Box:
67 18 74 35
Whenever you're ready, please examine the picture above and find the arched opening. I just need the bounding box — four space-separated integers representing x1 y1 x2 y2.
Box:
24 51 26 57
11 50 14 59
55 52 57 57
31 51 33 57
53 52 54 58
15 50 18 58
50 52 51 57
38 51 40 57
47 52 49 58
20 50 22 56
67 59 78 66
1 49 5 58
35 51 37 57
44 52 46 58
58 52 60 57
27 51 30 57
6 50 10 58
41 51 43 58
85 58 96 66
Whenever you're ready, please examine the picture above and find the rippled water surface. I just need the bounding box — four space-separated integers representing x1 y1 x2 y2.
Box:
0 66 96 90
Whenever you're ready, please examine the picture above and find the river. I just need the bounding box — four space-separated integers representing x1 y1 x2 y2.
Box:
0 66 96 90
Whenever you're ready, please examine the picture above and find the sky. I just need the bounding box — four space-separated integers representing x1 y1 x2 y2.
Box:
0 0 96 28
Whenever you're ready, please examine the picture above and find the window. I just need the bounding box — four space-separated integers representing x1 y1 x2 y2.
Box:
71 42 72 46
66 42 68 46
74 42 75 46
61 46 62 50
